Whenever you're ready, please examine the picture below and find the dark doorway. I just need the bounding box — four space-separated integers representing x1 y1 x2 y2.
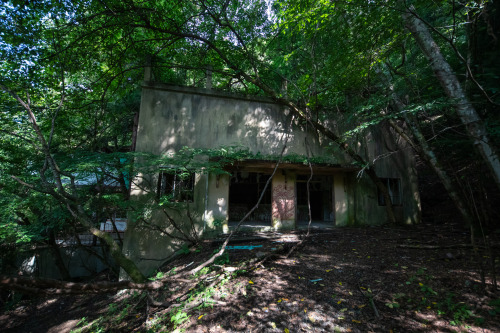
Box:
296 175 333 222
228 172 272 223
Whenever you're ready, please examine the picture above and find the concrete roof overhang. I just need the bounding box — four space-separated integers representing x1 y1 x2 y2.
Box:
223 159 360 175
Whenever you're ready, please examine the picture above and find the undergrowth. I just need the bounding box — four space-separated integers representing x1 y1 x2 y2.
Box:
71 252 248 333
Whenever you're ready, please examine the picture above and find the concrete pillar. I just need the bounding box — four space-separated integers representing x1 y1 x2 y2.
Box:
203 173 229 233
271 172 295 229
334 173 348 226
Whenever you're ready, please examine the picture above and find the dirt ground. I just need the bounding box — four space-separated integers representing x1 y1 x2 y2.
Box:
1 222 499 333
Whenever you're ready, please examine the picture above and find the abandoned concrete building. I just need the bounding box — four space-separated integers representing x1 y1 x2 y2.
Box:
122 82 421 275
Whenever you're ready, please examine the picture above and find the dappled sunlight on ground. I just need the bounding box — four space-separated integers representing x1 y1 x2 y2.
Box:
1 223 499 332
415 311 454 331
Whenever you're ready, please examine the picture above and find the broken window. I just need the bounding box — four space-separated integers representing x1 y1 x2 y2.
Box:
378 178 402 206
157 170 195 202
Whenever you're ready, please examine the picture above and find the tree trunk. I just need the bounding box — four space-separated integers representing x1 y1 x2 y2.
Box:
0 83 147 283
71 206 146 283
402 8 500 191
388 114 475 226
405 117 474 225
379 69 475 226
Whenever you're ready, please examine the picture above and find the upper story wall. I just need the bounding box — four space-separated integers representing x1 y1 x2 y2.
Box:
136 83 347 163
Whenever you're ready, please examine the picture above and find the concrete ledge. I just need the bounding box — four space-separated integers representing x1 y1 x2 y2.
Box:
142 81 277 104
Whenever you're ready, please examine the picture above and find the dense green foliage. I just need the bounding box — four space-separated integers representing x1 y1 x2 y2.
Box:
0 0 499 279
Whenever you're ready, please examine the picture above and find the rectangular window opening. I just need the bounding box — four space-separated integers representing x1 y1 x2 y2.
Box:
378 178 402 206
157 170 195 202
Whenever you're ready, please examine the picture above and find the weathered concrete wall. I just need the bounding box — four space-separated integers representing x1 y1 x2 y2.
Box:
123 83 421 276
356 123 421 225
135 84 341 159
123 172 206 275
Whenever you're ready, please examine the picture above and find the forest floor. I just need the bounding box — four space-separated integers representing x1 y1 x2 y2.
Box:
1 222 500 333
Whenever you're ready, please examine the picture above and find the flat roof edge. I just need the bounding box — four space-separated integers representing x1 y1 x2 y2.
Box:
142 81 278 105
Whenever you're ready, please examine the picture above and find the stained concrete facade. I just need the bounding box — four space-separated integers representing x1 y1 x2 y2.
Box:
122 83 420 275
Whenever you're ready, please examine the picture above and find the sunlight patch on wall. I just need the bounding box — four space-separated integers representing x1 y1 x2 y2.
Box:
217 197 227 215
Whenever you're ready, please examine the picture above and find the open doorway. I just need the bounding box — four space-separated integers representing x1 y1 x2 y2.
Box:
228 172 272 226
296 175 333 226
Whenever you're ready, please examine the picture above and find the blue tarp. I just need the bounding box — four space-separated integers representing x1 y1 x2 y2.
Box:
226 245 263 250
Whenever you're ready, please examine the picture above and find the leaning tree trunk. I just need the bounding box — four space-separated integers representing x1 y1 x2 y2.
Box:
402 8 500 192
387 108 475 226
0 83 147 284
71 206 147 283
379 71 476 226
